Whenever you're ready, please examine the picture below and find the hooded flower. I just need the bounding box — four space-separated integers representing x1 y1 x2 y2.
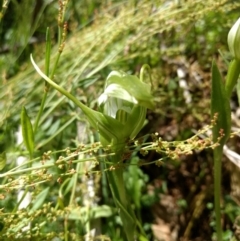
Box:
98 71 154 143
228 17 240 60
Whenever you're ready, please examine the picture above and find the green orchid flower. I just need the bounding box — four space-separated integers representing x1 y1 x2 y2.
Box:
31 55 154 148
98 70 154 147
228 17 240 60
31 55 154 241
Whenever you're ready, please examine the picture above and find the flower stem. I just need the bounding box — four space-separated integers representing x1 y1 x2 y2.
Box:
213 146 223 241
106 152 136 241
225 59 240 99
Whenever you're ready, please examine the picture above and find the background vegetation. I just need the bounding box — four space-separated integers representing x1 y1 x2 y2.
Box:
1 0 240 240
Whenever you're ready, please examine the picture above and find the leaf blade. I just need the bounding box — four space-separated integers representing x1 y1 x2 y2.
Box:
211 61 231 145
21 107 34 157
29 187 50 215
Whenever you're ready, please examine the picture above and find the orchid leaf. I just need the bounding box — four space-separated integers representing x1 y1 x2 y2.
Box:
211 60 231 241
31 55 125 146
211 61 231 145
21 106 34 157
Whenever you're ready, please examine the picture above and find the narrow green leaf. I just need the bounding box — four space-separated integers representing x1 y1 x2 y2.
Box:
114 196 136 241
31 55 125 146
211 60 231 241
29 187 50 214
21 107 34 157
37 115 77 149
45 27 51 76
33 28 52 134
211 61 231 145
0 152 6 171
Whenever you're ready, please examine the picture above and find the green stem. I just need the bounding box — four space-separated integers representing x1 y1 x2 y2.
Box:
45 28 51 77
211 61 231 241
213 146 223 241
58 26 62 48
106 152 136 241
225 59 240 99
33 27 51 133
0 163 53 178
34 26 63 133
34 92 48 133
64 214 69 241
50 51 62 79
69 161 81 206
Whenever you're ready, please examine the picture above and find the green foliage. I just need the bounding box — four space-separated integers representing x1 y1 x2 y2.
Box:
211 61 231 241
1 0 240 240
211 61 231 146
21 107 34 158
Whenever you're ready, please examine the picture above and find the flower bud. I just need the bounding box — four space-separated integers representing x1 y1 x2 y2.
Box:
228 17 240 60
